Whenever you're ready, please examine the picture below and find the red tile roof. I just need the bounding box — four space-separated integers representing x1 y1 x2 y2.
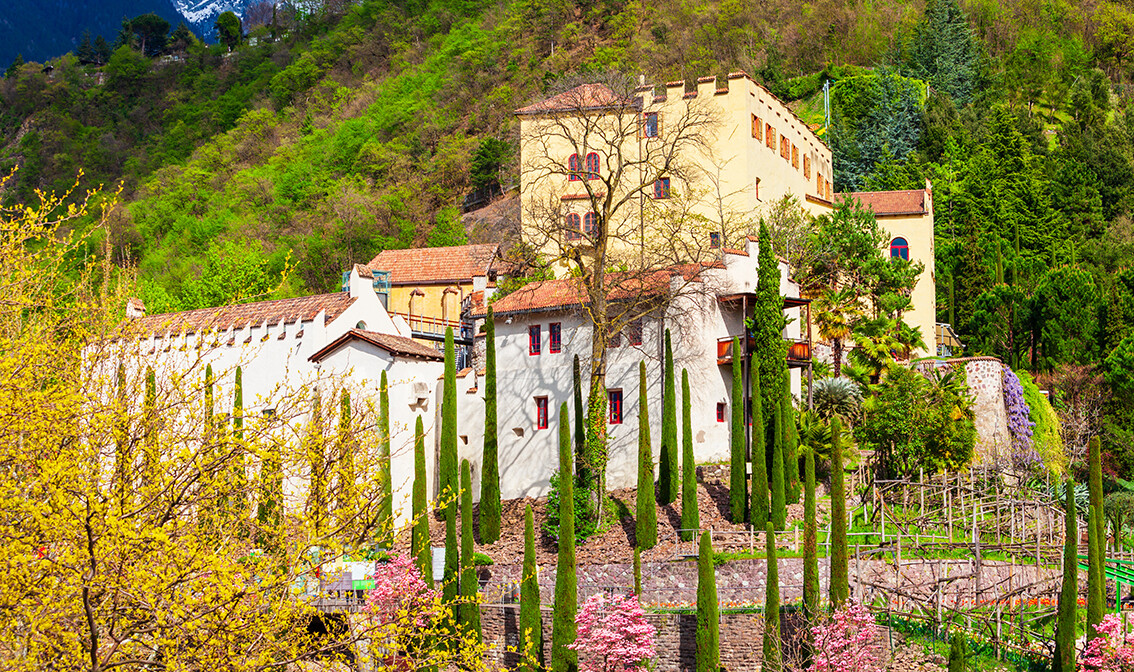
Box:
836 190 929 216
515 84 632 115
368 244 499 285
127 293 356 336
309 329 443 362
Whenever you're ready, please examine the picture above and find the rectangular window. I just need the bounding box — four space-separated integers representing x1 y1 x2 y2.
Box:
792 144 799 169
817 171 823 195
549 322 562 353
710 232 721 249
529 325 541 356
766 124 775 149
653 178 670 199
717 402 726 423
608 390 623 424
627 318 643 346
608 330 622 348
536 397 549 429
643 112 659 137
780 136 790 160
752 114 762 140
803 154 811 179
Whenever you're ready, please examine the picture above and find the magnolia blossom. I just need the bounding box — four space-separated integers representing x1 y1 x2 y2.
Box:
568 593 656 672
364 554 438 626
811 602 884 672
1080 615 1134 672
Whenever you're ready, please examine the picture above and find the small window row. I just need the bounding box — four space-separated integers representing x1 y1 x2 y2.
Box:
568 152 601 181
528 322 563 356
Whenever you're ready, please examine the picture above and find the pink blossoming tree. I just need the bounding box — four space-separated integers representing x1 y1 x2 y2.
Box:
1079 614 1134 672
365 553 439 625
811 602 884 672
568 593 656 672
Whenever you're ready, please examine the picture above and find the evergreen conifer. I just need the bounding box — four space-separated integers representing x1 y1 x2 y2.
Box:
829 416 849 607
441 328 459 607
481 307 502 543
573 355 588 513
753 224 788 442
411 416 433 584
231 366 246 524
336 390 358 533
729 338 747 522
459 459 481 642
771 401 787 530
751 359 769 527
636 361 657 549
1054 479 1078 672
378 370 392 547
305 391 327 538
1088 435 1105 637
659 329 678 504
764 523 782 672
803 450 819 625
552 402 577 672
520 504 544 671
782 379 800 504
948 633 968 672
634 546 642 597
696 531 719 672
680 368 699 541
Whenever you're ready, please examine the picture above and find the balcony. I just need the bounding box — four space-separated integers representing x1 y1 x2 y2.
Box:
717 336 811 369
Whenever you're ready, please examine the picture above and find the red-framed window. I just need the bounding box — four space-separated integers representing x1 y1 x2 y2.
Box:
653 178 670 199
568 153 582 181
890 237 909 261
583 212 597 237
529 325 541 355
710 232 721 249
717 402 726 422
565 213 581 241
608 390 623 424
536 397 549 429
549 323 562 353
627 318 643 346
585 152 600 180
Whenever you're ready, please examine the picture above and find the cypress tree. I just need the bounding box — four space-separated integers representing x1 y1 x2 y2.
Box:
782 379 800 504
771 401 786 530
441 328 459 608
803 450 819 626
636 361 657 549
552 402 578 672
480 307 502 544
829 416 849 608
753 223 788 445
573 355 589 516
306 391 326 538
729 337 747 523
142 366 157 496
200 364 218 534
336 390 358 534
459 459 481 642
378 370 393 547
763 523 782 672
1088 435 1105 638
520 504 544 671
231 366 246 525
1054 479 1078 672
696 531 719 672
948 633 968 672
751 358 769 528
411 416 433 584
681 368 699 541
114 362 130 511
659 329 678 504
634 546 642 597
255 428 283 554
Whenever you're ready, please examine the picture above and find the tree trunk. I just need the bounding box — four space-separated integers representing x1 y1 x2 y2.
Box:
833 338 843 377
587 303 609 526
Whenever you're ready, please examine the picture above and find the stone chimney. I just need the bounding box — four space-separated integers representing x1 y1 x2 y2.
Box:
126 298 145 319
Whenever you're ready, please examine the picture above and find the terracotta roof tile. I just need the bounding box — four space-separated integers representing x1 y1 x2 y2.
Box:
309 329 443 362
515 83 633 115
836 190 929 216
368 244 499 285
127 293 356 337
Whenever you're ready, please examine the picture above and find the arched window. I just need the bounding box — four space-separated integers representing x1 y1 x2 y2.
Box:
890 237 909 261
565 213 581 241
583 212 597 237
585 152 600 180
568 154 581 181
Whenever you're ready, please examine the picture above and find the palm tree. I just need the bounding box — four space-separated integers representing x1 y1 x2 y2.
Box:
812 377 862 423
796 410 833 461
812 287 864 377
848 316 902 385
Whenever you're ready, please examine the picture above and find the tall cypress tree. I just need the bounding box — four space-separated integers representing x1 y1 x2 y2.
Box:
763 523 782 672
306 391 326 538
634 546 643 597
729 337 747 523
1054 479 1078 672
441 328 459 608
696 531 719 672
378 370 393 547
114 362 130 512
829 416 849 608
552 402 578 672
1088 435 1105 638
659 329 678 504
411 415 433 584
636 361 657 549
771 401 786 530
520 504 544 671
231 366 246 525
782 378 800 505
751 360 769 528
803 450 819 627
573 355 589 516
142 366 157 497
753 223 788 447
201 364 218 534
480 307 501 544
459 459 481 642
680 368 699 541
336 390 358 535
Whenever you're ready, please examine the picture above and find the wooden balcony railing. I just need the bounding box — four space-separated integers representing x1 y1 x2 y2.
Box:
717 336 811 368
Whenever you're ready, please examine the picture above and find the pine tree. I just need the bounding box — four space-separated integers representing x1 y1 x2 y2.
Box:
659 329 678 504
696 531 719 672
1054 479 1078 672
442 328 459 608
680 368 699 541
552 402 578 672
948 633 968 672
829 416 849 608
520 504 544 671
764 523 782 672
378 370 393 547
411 415 433 584
803 450 819 626
459 459 481 642
480 307 501 544
636 361 657 549
336 390 358 535
729 337 747 523
771 400 787 530
782 379 800 504
77 31 96 64
1088 435 1105 638
751 359 769 527
908 0 980 105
